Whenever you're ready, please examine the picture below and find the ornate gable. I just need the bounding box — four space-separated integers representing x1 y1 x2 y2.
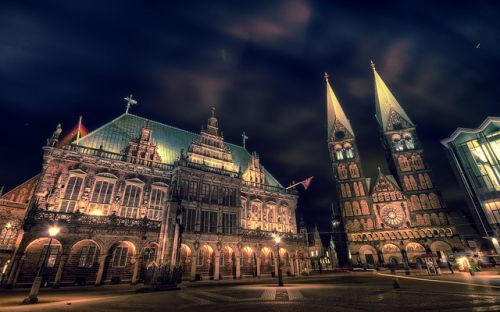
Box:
123 126 161 164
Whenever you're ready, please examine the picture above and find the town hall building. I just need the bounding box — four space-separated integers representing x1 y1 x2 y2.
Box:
0 106 308 287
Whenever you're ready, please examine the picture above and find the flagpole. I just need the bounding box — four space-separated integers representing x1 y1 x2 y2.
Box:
76 115 82 145
285 181 302 190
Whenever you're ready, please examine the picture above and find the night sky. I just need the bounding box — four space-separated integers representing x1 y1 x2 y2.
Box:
1 1 500 235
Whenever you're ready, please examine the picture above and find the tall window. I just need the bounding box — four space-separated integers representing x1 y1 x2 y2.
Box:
210 185 218 204
148 188 165 220
78 245 97 268
200 183 210 203
201 210 218 233
88 180 114 215
180 180 189 200
112 246 128 267
60 176 83 213
182 208 197 232
345 146 354 159
188 181 198 201
404 134 415 149
222 213 236 234
120 185 142 218
461 139 500 191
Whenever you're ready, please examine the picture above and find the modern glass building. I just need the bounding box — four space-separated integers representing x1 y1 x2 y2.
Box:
441 117 500 254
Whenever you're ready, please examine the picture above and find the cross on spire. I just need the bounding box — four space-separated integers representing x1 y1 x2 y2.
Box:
370 60 376 70
124 94 138 114
324 72 329 80
242 132 249 148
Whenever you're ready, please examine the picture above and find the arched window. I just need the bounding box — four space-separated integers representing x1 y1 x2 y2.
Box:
334 144 343 160
390 192 396 201
361 200 370 215
430 213 440 226
340 184 346 198
338 164 348 179
353 183 360 197
409 176 418 190
418 174 428 189
148 187 166 220
411 154 424 170
384 192 390 201
344 143 354 159
423 214 431 226
366 218 374 230
349 163 360 178
353 220 361 231
398 155 411 172
345 202 353 216
358 182 365 196
411 195 421 211
392 134 404 151
415 214 423 226
424 174 433 188
438 213 448 225
345 183 352 197
420 194 431 209
346 221 354 232
404 133 415 149
404 176 412 191
429 193 440 208
353 201 361 216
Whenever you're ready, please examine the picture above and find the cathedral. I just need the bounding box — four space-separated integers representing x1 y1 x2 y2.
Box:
326 63 466 268
0 106 308 287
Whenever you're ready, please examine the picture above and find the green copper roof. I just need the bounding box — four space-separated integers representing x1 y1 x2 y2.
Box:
76 113 283 187
372 67 414 131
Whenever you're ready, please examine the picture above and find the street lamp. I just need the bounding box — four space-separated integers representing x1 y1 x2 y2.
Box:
23 225 60 304
273 234 284 287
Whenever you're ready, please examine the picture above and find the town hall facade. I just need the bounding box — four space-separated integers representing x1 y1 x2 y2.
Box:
0 107 308 287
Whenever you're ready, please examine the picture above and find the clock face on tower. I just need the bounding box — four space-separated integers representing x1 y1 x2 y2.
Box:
380 204 405 228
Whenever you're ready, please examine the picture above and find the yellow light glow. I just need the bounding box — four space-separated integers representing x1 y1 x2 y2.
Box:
456 256 470 271
48 226 60 237
274 236 281 244
89 209 104 216
5 222 12 229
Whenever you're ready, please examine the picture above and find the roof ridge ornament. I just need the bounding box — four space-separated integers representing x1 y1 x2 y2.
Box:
124 94 138 114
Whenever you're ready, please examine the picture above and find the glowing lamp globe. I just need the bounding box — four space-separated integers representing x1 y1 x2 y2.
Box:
48 226 60 237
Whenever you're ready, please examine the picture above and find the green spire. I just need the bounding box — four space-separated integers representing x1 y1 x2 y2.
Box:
371 61 414 131
325 72 354 140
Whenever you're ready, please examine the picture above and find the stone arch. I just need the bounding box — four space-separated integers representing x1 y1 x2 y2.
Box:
18 237 64 285
430 241 452 262
198 244 215 278
260 246 274 276
423 214 431 226
279 247 292 275
220 245 236 278
103 240 137 284
63 239 102 285
180 244 192 278
241 246 257 277
358 245 377 266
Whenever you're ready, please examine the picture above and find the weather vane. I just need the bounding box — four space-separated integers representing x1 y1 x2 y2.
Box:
124 94 138 114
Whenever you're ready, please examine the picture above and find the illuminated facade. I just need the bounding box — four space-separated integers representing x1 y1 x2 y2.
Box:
441 117 500 254
325 66 465 268
1 108 307 287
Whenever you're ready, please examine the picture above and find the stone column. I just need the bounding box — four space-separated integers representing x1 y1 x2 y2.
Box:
290 256 295 276
5 254 22 287
53 255 67 288
295 258 300 276
256 256 261 278
214 255 220 280
190 255 197 281
274 254 279 277
131 256 141 284
235 255 241 279
95 255 108 286
11 256 25 287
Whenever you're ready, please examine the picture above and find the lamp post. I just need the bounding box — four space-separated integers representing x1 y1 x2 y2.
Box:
23 225 60 304
274 234 284 287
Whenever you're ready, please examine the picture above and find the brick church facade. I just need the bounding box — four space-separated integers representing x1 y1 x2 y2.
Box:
1 107 308 287
326 64 468 268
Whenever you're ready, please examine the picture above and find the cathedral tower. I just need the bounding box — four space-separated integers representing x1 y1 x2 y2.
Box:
325 73 372 266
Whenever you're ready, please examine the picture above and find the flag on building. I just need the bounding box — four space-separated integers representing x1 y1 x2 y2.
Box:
58 116 89 147
299 176 314 190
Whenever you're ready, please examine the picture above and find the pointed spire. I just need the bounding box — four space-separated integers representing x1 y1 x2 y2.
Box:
371 61 414 131
325 72 354 140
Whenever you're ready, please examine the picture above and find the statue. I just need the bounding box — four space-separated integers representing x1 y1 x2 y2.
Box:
47 123 62 147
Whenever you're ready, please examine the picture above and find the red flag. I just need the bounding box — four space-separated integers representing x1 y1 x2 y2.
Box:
299 176 314 190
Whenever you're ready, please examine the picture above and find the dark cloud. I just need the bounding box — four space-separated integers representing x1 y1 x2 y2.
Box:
1 0 500 233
